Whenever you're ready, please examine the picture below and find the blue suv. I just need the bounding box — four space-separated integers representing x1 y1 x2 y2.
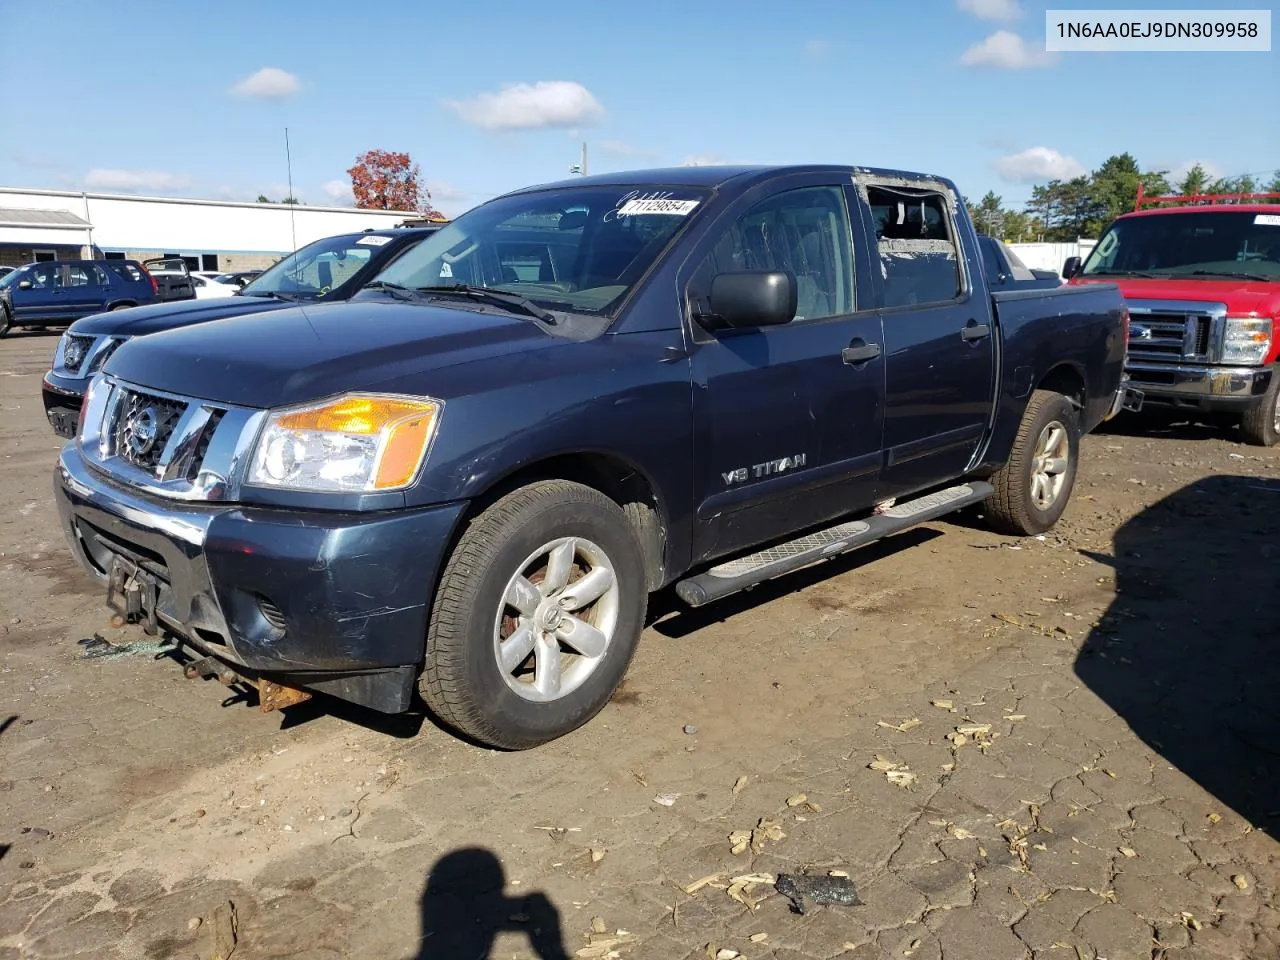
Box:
0 259 163 337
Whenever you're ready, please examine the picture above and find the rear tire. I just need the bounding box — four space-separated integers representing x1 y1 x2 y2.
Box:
108 303 133 311
0 305 10 338
420 480 647 750
985 389 1080 536
1239 374 1280 447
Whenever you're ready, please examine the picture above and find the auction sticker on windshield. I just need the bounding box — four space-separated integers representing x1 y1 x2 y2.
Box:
618 193 700 216
357 235 392 246
1256 214 1280 227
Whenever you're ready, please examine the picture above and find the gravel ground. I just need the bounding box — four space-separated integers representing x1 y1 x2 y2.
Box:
1 328 1277 960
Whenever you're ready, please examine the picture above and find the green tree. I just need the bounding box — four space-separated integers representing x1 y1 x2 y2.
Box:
1177 164 1210 197
256 194 273 203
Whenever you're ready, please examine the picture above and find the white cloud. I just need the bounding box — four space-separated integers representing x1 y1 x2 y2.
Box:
958 0 1021 21
598 140 657 159
84 168 192 193
446 81 604 131
230 67 301 99
960 30 1056 68
426 182 470 202
804 39 832 60
1167 159 1224 184
12 152 62 170
993 147 1086 183
322 179 354 204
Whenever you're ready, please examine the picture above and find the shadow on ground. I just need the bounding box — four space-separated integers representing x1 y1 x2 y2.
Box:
415 847 569 959
1076 474 1280 834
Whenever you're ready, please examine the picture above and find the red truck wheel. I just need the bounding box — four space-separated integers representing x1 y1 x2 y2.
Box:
985 389 1080 536
1239 375 1280 447
420 479 648 750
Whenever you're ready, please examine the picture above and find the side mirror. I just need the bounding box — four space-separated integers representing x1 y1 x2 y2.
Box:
17 280 33 290
1061 256 1082 280
705 271 796 328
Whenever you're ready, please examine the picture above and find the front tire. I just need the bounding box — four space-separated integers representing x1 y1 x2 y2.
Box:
0 304 11 338
420 480 647 750
985 389 1080 536
1239 374 1280 447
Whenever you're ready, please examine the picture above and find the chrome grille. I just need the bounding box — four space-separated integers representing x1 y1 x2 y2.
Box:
111 388 187 471
1127 312 1212 362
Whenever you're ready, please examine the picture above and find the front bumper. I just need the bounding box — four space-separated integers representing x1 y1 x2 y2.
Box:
1125 361 1273 411
54 443 468 713
42 372 85 439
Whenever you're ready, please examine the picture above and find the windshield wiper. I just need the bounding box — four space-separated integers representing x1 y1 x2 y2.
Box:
1088 270 1163 279
246 290 300 302
415 284 556 323
1182 269 1275 282
362 280 420 302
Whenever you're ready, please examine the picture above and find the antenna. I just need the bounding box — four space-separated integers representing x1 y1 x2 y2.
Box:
285 127 299 282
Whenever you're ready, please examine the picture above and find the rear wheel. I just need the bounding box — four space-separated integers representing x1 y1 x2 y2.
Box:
108 302 134 311
985 389 1080 535
0 304 10 338
1239 374 1280 447
420 480 647 750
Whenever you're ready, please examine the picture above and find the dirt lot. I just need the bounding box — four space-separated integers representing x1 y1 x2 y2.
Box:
2 328 1278 960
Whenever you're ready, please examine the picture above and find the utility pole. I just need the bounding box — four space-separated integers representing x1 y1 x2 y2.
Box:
569 141 588 176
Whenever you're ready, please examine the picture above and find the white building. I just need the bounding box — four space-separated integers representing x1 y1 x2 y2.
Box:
0 187 423 272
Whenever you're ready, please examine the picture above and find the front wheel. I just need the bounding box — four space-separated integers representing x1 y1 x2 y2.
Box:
0 304 11 338
1239 374 1280 447
985 389 1080 536
420 480 648 749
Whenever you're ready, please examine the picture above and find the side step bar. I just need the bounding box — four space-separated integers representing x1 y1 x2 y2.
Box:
675 481 994 608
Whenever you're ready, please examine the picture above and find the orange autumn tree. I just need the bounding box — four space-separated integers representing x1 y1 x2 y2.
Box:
347 149 441 214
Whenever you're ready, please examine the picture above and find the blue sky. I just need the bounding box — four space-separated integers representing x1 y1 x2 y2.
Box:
1 0 1275 216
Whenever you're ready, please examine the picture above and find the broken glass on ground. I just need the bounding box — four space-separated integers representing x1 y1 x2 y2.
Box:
774 873 862 915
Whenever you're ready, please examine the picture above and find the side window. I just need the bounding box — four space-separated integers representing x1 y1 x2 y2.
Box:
66 266 91 287
866 185 962 308
693 185 855 323
28 265 60 289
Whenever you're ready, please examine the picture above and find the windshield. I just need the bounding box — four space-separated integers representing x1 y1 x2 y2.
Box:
372 184 711 315
1082 211 1280 281
0 266 25 289
241 234 385 299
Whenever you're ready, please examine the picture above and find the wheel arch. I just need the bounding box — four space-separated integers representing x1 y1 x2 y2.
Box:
1035 362 1087 412
461 451 670 591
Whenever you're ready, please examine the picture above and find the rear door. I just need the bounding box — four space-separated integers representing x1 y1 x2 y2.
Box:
685 176 885 564
857 177 996 498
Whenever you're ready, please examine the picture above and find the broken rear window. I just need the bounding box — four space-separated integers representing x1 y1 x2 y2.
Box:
867 185 961 308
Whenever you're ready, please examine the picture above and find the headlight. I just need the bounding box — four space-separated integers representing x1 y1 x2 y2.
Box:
1220 317 1272 365
247 393 443 493
62 334 90 371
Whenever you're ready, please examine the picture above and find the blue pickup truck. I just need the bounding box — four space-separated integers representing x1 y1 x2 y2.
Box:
40 226 439 437
54 164 1130 748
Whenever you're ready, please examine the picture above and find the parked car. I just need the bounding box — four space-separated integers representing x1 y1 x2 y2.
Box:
0 259 165 337
139 257 196 303
215 270 263 289
1065 192 1280 445
0 266 14 280
978 235 1063 290
53 164 1130 749
190 274 238 300
41 226 439 436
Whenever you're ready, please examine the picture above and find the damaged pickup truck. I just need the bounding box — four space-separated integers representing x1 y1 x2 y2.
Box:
54 164 1131 748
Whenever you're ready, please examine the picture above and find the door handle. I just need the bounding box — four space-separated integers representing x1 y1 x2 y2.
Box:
842 340 881 364
961 322 990 341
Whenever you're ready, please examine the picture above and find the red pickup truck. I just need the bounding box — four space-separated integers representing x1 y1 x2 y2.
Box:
1065 190 1280 446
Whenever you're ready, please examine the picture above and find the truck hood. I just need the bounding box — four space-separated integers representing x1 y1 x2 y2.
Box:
1070 276 1280 317
103 299 553 409
70 295 295 336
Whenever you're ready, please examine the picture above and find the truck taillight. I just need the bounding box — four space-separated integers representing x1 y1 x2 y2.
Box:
142 267 158 295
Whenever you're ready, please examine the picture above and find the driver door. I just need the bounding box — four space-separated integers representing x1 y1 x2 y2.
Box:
684 178 886 565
